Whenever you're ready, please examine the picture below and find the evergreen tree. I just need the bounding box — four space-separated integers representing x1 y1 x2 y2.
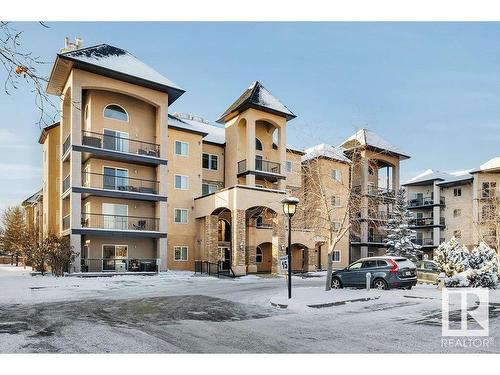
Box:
385 188 422 263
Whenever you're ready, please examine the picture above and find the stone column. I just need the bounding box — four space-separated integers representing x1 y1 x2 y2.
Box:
231 209 247 275
271 215 287 274
247 218 257 273
245 118 256 186
205 215 219 263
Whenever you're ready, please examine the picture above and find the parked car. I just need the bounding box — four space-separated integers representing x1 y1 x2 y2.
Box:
416 260 440 284
331 256 417 290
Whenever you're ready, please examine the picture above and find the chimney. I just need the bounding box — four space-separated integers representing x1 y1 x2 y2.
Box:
60 37 84 53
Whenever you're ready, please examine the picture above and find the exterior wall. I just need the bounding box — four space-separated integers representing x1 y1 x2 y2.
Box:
201 142 225 188
285 150 302 189
441 182 473 247
42 126 61 237
82 196 156 218
83 236 156 259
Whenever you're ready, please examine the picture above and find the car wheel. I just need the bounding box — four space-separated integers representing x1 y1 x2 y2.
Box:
331 277 343 289
373 279 388 290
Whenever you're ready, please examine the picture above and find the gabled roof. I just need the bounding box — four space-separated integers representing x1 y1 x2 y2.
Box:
216 81 296 124
403 169 473 186
470 157 500 173
22 189 42 206
302 143 351 164
340 128 410 159
47 44 185 105
38 121 60 144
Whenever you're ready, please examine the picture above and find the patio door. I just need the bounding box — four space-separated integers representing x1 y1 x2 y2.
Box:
102 203 128 230
103 129 129 153
103 167 128 190
103 245 128 272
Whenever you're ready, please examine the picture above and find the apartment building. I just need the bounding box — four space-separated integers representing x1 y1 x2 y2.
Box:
24 40 408 275
403 157 500 259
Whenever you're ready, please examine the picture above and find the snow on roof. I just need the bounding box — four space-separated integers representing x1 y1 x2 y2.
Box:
217 81 296 123
59 44 184 103
471 157 500 173
404 168 473 186
169 113 225 145
302 143 351 163
340 129 409 159
22 189 42 206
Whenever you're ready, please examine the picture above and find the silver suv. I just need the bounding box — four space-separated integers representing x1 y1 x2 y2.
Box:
331 256 417 290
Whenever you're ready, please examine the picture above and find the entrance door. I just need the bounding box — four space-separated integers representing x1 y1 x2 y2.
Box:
219 247 230 270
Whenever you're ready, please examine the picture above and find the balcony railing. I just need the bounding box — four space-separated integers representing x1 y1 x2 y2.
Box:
81 130 160 158
408 196 445 207
349 234 387 243
81 213 159 231
62 175 70 193
80 258 158 273
353 185 396 197
62 134 71 156
409 217 446 227
62 214 70 231
82 172 159 195
413 238 434 246
237 158 281 175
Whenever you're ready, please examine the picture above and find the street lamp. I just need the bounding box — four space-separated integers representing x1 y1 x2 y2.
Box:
281 196 299 299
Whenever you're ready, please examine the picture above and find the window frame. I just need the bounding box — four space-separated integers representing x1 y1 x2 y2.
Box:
333 250 341 262
331 195 341 208
174 174 189 190
202 183 218 196
174 140 189 157
331 169 342 182
174 208 189 224
453 187 462 197
174 246 189 261
103 104 129 122
202 153 218 170
285 160 293 173
453 208 461 218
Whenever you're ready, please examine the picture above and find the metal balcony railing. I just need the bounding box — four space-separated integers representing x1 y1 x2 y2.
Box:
62 175 70 193
81 213 159 231
82 130 160 158
62 134 71 156
62 214 70 230
413 238 434 246
82 172 159 195
80 258 158 273
353 185 396 197
409 217 446 227
368 234 386 243
237 158 281 175
408 196 445 207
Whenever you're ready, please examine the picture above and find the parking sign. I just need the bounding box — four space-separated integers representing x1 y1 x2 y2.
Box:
279 256 288 271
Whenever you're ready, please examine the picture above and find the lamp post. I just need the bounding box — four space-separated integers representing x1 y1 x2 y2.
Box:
281 196 299 299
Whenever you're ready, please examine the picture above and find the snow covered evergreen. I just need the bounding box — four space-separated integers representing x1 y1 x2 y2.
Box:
385 188 422 263
434 238 498 288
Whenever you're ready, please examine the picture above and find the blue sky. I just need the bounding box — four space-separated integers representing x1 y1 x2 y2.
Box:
1 22 499 208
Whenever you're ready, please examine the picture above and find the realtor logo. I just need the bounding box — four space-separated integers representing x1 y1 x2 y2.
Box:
442 288 489 337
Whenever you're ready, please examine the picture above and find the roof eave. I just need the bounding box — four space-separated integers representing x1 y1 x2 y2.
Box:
216 102 296 124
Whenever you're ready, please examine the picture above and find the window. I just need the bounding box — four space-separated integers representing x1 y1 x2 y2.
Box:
331 195 341 207
482 182 497 198
333 250 341 262
453 188 462 197
103 104 128 122
331 169 342 181
202 183 218 195
103 129 129 152
174 175 189 190
256 247 263 263
453 230 461 239
174 246 188 261
102 203 128 230
202 153 218 170
175 141 189 156
255 138 263 151
362 260 378 268
103 167 128 190
453 209 461 218
285 160 293 173
103 245 128 259
174 208 188 224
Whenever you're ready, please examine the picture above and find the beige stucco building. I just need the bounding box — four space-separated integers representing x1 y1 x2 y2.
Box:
23 41 409 276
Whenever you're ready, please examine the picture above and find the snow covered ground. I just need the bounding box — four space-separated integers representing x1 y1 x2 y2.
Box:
0 264 499 353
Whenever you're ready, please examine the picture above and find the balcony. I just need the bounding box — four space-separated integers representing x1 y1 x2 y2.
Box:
62 134 71 156
237 158 284 182
353 185 396 199
409 216 445 228
77 172 165 201
350 234 388 245
75 131 166 166
62 175 70 194
75 213 164 238
81 258 158 273
412 238 434 246
407 196 445 208
62 214 70 231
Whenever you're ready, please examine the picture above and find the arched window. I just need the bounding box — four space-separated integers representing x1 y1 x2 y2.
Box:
103 104 128 122
256 247 263 263
255 138 263 151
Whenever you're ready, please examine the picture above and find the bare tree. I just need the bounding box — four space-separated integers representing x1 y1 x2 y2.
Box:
0 21 58 125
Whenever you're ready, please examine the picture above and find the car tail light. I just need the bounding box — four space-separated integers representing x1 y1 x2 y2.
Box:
388 259 398 273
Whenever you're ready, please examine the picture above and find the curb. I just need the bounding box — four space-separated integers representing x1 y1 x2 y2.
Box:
270 295 381 309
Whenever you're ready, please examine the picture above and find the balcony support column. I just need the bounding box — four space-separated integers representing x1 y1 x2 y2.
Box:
205 214 219 263
246 218 257 273
278 125 286 190
157 237 167 271
432 181 441 247
231 209 247 276
245 118 256 186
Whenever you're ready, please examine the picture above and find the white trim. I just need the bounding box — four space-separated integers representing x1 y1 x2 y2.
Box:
102 103 129 123
174 140 189 157
173 208 189 224
202 152 219 171
332 250 341 263
173 245 189 261
174 174 189 190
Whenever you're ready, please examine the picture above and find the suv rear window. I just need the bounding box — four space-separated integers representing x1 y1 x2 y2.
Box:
395 258 416 269
377 260 388 267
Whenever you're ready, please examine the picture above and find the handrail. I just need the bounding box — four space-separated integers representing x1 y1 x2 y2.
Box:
81 213 159 231
237 158 281 174
82 171 160 194
82 130 160 157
